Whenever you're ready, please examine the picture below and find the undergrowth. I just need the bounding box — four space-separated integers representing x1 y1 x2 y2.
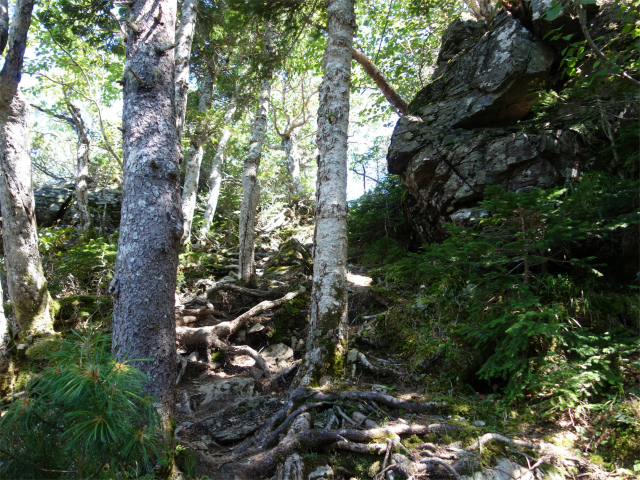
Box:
0 329 167 478
348 171 639 471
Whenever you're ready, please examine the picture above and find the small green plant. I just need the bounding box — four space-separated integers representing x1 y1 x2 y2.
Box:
383 175 639 412
0 329 166 478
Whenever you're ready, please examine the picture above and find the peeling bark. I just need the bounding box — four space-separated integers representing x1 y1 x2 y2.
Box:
181 71 214 248
238 76 271 287
293 0 355 388
174 0 199 142
0 274 7 358
198 96 237 238
110 0 181 419
0 0 53 339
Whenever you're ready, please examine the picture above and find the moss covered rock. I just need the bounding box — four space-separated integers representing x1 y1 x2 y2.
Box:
265 238 312 279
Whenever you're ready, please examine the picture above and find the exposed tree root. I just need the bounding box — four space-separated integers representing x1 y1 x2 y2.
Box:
176 287 306 357
202 386 582 480
195 278 288 300
220 423 447 479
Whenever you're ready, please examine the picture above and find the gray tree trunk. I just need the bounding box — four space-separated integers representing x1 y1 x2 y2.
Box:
174 0 198 143
283 129 303 199
199 97 237 238
31 102 93 233
110 0 182 419
293 0 355 388
0 0 53 339
0 268 7 359
67 103 93 233
238 77 270 287
181 71 214 248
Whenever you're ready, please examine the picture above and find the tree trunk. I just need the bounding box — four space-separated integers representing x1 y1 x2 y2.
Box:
110 0 181 420
181 71 213 249
292 0 355 388
283 129 303 199
0 268 7 359
238 76 271 287
174 0 198 143
0 0 53 339
66 103 93 234
199 97 236 238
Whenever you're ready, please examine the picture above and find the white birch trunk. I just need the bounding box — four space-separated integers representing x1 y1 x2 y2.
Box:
180 72 214 248
67 104 93 233
110 0 181 419
199 97 236 238
174 0 198 142
283 129 303 198
238 77 270 287
0 0 53 339
293 0 355 388
0 266 7 359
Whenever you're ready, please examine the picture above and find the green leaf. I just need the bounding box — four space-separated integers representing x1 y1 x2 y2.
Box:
546 4 562 19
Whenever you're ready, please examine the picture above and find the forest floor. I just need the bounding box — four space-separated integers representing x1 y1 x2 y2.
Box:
168 228 623 480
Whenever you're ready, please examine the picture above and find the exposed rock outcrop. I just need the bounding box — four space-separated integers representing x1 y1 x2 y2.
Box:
387 3 634 243
32 184 122 235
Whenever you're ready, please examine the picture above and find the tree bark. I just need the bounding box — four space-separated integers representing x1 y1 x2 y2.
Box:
292 0 355 388
351 48 407 115
199 97 237 238
0 270 7 359
174 0 199 142
66 103 93 233
180 71 213 248
110 0 181 420
0 0 53 339
238 76 271 287
283 129 303 199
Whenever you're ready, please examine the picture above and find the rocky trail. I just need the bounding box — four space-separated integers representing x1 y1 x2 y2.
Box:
170 234 605 480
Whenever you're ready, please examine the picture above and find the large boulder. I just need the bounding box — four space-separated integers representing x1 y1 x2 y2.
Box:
387 3 633 243
33 184 122 234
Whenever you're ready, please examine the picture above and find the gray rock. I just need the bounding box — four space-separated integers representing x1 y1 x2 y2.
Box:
261 343 294 363
308 465 334 480
189 376 254 412
351 411 367 425
347 348 359 364
33 185 122 234
249 323 265 333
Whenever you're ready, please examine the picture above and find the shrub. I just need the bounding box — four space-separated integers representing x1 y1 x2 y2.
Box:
384 175 639 411
0 330 166 478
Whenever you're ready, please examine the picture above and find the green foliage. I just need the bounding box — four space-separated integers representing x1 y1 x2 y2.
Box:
545 0 639 86
40 228 117 296
348 176 410 265
383 174 639 412
0 330 166 478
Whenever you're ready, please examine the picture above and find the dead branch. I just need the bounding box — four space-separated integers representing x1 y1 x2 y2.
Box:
351 48 408 115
